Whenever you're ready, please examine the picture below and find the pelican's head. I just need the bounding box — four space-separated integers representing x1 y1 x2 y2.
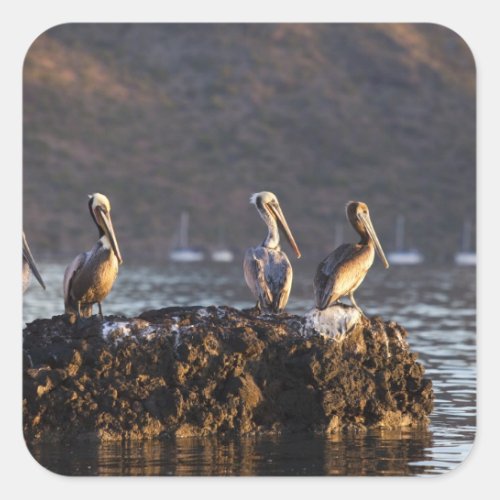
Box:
250 191 301 258
346 201 389 269
250 191 281 209
88 193 123 264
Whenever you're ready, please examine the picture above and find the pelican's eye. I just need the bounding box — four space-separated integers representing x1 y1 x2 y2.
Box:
94 205 108 218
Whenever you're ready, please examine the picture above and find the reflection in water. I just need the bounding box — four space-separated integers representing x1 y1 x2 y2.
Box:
24 262 476 476
30 429 438 476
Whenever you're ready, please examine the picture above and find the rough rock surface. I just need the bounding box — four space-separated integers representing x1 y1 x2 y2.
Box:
23 305 433 443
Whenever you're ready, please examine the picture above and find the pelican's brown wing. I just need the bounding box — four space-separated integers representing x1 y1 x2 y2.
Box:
63 252 88 311
266 250 293 313
244 247 273 310
314 243 369 310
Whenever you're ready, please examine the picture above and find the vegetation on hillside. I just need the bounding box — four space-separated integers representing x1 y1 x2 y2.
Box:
23 23 475 263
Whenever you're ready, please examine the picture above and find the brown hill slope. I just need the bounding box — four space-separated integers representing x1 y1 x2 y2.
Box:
23 23 475 263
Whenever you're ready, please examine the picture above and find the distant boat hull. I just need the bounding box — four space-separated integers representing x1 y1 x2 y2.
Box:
387 251 424 265
211 249 234 262
169 248 205 263
388 216 424 266
454 252 476 266
455 220 475 266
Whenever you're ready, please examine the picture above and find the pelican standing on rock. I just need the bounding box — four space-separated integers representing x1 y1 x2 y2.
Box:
64 193 123 321
23 232 46 293
314 201 389 316
244 191 301 313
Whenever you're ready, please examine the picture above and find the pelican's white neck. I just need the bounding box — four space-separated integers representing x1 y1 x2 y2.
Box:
264 225 280 249
100 234 111 250
258 207 280 249
252 195 280 249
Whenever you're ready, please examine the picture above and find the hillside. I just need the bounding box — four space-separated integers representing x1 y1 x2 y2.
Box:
23 23 475 263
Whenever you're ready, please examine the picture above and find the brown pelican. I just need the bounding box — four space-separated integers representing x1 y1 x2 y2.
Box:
23 232 46 293
313 201 389 316
243 191 301 313
63 193 123 321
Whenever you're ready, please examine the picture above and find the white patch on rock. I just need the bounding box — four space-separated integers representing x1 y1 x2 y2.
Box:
173 329 181 350
169 323 184 350
102 320 158 343
196 308 209 318
303 305 361 338
101 321 132 341
136 326 156 337
216 307 227 320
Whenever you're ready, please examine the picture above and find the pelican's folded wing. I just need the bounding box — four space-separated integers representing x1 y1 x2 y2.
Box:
63 252 87 309
314 243 362 310
267 252 293 313
243 247 273 309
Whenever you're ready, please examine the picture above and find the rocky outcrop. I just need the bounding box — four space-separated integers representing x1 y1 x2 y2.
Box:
23 305 433 443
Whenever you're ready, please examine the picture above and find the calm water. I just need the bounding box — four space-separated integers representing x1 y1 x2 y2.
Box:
23 260 476 476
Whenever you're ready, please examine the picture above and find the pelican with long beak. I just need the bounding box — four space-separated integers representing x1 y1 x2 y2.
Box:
23 232 46 293
314 201 389 316
63 193 123 321
243 191 301 313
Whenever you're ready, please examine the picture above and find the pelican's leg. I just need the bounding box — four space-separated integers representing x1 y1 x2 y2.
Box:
66 301 78 325
97 302 103 320
349 292 366 318
80 304 92 318
252 301 261 315
71 301 84 327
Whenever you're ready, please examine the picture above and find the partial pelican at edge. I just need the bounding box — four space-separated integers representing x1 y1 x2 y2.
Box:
23 232 46 293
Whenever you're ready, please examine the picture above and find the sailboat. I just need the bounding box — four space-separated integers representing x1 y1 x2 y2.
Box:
386 215 424 265
454 219 476 266
169 212 205 262
211 248 234 262
211 227 234 262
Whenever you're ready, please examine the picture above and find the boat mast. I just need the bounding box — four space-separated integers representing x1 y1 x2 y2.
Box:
395 215 405 252
180 211 189 248
462 219 472 252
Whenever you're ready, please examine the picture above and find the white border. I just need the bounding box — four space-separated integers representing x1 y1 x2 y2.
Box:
2 1 497 498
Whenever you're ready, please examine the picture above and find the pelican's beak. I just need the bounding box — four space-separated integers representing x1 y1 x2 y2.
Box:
268 203 302 258
96 207 123 264
358 212 389 269
22 233 46 289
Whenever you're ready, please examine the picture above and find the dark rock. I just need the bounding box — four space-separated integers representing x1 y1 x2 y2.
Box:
23 305 433 443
